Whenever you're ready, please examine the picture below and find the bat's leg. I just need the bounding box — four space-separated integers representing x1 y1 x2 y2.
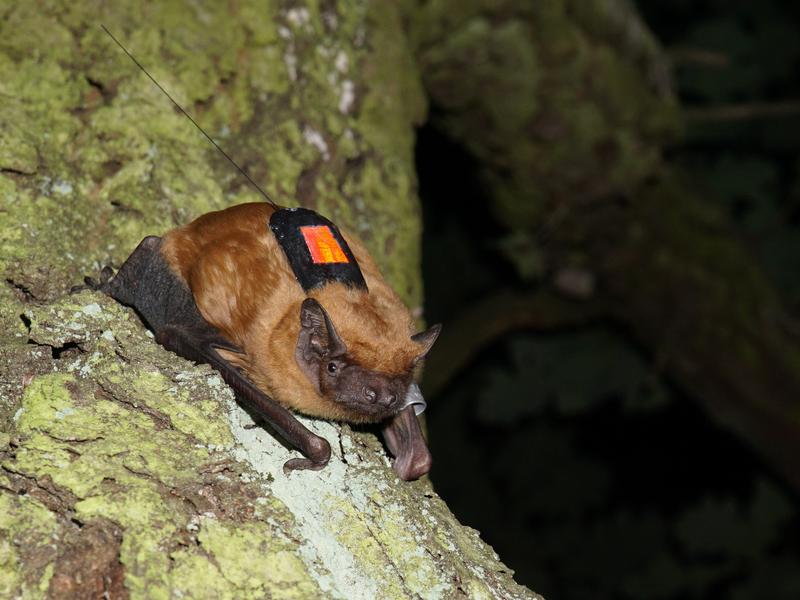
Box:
381 407 432 481
156 325 331 473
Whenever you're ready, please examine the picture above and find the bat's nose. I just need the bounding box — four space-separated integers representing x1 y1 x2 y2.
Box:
379 392 396 407
363 386 377 403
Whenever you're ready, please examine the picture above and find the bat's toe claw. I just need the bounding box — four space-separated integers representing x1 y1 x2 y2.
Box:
72 266 115 294
70 276 100 294
99 265 115 283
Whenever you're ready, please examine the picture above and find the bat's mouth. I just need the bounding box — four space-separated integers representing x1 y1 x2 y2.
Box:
325 368 412 420
336 394 400 419
336 382 426 421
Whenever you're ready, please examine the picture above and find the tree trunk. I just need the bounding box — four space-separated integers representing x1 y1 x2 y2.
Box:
410 0 800 495
0 2 538 598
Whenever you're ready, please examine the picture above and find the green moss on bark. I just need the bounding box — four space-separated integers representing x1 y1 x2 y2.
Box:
0 0 425 306
409 0 681 236
0 1 538 597
1 294 327 598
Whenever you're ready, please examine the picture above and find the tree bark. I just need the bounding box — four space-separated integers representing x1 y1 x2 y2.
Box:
409 0 800 494
0 2 538 598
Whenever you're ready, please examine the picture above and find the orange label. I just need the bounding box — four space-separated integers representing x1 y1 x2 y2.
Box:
300 226 349 264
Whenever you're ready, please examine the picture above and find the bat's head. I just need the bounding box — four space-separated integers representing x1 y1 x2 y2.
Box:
294 297 440 421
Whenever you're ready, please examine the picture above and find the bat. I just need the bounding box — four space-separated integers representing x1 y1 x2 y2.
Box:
87 28 441 481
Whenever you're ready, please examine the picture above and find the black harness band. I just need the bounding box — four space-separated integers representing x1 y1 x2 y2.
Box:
269 207 368 293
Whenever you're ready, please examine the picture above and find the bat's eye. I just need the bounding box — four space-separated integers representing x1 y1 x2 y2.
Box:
327 362 338 375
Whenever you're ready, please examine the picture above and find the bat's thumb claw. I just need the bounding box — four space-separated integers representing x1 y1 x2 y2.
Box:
282 436 331 475
282 456 328 474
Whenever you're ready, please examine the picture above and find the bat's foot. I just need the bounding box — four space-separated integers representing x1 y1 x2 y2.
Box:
70 266 114 294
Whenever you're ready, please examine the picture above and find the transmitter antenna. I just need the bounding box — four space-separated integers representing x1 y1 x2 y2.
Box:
101 25 278 208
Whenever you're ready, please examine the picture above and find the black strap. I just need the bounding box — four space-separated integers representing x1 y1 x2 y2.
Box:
269 208 368 292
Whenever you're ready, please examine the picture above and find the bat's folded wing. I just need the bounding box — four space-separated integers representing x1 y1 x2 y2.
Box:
382 405 432 481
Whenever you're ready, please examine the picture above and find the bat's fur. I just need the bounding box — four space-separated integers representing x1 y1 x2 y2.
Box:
161 202 427 423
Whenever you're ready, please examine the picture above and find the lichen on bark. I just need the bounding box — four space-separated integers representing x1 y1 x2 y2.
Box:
405 0 800 497
1 290 535 598
0 1 538 598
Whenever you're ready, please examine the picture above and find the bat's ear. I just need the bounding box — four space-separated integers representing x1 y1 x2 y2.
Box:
296 298 348 392
297 298 348 361
410 323 442 366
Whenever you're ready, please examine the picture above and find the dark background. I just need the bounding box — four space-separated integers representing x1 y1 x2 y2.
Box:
417 1 800 598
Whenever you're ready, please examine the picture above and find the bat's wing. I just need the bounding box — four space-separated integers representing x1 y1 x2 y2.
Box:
382 406 432 481
96 236 331 472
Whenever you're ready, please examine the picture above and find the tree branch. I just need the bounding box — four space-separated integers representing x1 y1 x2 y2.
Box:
424 289 605 397
685 101 800 122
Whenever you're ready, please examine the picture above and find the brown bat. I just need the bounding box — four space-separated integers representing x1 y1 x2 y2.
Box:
92 27 440 480
87 202 440 480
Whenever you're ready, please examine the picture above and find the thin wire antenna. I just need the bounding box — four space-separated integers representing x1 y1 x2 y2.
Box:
100 24 278 208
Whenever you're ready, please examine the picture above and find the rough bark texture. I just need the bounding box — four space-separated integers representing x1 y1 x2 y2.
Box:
0 2 538 598
408 0 800 495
